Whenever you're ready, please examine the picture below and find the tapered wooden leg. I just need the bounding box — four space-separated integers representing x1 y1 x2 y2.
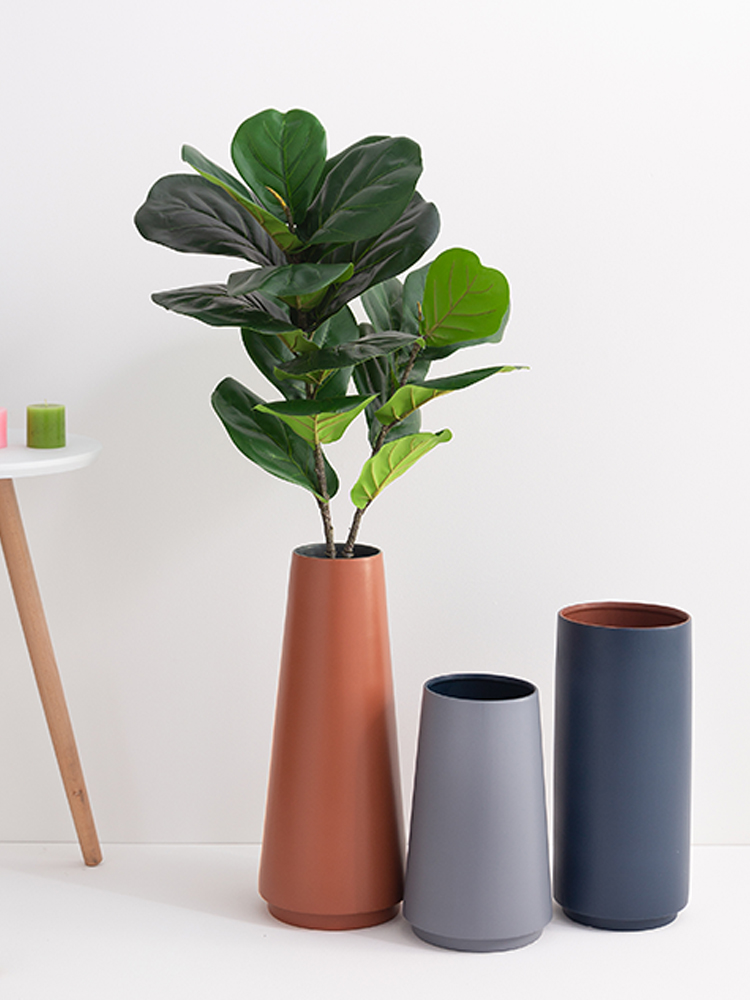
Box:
0 478 102 866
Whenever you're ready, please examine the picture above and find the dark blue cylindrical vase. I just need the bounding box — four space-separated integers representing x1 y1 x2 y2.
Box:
554 602 692 930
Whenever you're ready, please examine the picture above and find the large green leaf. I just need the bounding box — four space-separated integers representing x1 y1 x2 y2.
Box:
422 248 510 348
320 194 440 316
134 174 285 265
422 309 511 361
211 377 337 499
353 353 422 446
374 365 526 425
254 395 375 447
350 430 452 509
361 278 404 333
227 262 354 310
313 303 360 348
182 146 258 207
361 260 503 365
182 145 303 253
151 283 294 330
244 206 302 253
277 331 419 377
300 137 423 246
310 306 359 398
241 329 306 401
231 109 327 225
319 135 386 182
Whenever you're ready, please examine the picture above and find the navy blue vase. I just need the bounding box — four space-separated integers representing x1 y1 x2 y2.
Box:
554 602 692 930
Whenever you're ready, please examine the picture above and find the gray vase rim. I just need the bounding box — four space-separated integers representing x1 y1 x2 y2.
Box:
294 543 380 560
425 673 536 702
559 601 690 630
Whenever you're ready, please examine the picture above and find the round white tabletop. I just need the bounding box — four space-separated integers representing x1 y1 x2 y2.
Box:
0 429 101 479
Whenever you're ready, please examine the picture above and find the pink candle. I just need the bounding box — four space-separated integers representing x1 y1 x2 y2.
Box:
0 408 6 449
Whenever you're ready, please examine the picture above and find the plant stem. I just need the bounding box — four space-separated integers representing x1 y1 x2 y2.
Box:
314 441 336 558
341 339 425 558
399 338 423 387
342 504 367 556
305 379 336 559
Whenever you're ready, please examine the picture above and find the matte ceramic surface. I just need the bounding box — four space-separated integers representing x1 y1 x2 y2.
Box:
258 544 403 930
0 430 101 479
403 674 552 951
554 602 692 930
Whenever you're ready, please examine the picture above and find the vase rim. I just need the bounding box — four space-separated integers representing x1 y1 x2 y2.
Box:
559 601 690 630
293 542 381 560
425 673 537 703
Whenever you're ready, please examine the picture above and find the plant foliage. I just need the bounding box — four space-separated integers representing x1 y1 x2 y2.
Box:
135 108 524 556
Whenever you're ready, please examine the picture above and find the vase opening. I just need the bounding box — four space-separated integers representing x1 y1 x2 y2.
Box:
560 602 690 630
294 542 380 559
427 674 535 702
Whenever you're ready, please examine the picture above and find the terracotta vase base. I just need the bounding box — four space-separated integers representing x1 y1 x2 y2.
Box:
267 903 400 930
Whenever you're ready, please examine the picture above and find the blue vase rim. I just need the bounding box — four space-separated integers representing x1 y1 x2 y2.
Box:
559 601 690 630
425 673 537 702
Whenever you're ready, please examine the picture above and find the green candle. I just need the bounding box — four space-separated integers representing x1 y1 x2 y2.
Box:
27 403 66 449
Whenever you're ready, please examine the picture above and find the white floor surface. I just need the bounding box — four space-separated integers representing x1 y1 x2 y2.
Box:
0 844 746 999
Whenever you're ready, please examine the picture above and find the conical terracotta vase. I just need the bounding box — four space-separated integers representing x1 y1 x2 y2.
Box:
258 543 404 929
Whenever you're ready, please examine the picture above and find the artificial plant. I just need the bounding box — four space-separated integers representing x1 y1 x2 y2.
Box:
135 108 522 558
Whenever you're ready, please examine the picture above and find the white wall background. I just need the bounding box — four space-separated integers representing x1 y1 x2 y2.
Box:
1 0 747 846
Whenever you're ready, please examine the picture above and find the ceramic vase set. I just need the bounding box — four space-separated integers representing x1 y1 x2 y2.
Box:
259 545 692 949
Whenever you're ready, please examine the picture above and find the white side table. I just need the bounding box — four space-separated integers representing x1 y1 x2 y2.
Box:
0 430 102 866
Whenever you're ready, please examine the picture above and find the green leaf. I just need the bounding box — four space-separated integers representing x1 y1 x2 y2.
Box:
313 305 359 398
402 263 430 335
231 109 327 226
422 248 510 348
272 365 331 389
182 145 303 252
134 174 285 265
182 145 257 206
352 333 425 446
353 355 421 446
151 283 294 330
362 278 404 333
350 430 452 509
241 329 306 401
211 378 337 499
313 304 360 348
300 137 423 246
320 194 440 316
374 365 526 424
254 395 375 447
319 135 387 182
227 262 354 310
294 196 438 330
421 311 512 362
242 204 304 253
277 332 420 377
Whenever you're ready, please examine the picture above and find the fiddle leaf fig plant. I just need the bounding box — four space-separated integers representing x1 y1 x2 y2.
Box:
135 108 525 558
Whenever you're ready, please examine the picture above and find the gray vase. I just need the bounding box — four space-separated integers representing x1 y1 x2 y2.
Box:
554 602 692 930
403 674 552 951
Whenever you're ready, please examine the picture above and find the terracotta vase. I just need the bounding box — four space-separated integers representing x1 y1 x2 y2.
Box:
258 543 404 929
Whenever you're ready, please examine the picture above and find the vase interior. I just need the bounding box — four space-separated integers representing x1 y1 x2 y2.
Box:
427 674 535 702
294 542 380 559
560 602 689 629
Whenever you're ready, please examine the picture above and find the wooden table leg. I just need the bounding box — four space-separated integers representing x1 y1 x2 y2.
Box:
0 478 102 866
